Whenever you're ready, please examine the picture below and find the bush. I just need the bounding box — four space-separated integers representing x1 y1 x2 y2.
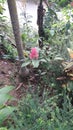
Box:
9 84 73 130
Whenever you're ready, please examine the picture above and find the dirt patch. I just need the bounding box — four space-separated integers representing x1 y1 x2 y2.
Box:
0 59 28 99
0 60 18 86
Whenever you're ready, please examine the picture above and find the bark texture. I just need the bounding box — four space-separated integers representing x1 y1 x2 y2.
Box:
37 0 44 48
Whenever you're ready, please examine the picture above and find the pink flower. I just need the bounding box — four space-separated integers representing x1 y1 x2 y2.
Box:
29 47 39 60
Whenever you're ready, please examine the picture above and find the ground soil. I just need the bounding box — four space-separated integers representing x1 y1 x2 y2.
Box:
0 59 29 101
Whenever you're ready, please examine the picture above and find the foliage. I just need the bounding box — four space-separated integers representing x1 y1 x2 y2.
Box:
0 0 5 3
2 40 17 60
9 83 73 130
57 0 72 7
48 0 72 7
21 14 38 49
0 1 73 130
0 0 17 60
0 128 7 130
43 2 73 60
0 86 16 126
22 45 64 94
22 45 64 66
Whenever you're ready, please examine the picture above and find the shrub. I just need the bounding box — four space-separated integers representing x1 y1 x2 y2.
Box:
9 84 73 130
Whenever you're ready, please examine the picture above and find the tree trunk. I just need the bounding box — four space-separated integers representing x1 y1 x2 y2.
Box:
37 0 44 48
7 0 24 61
7 0 29 77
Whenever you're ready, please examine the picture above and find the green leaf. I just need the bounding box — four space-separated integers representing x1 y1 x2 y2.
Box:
0 86 14 107
40 59 47 62
21 61 31 67
54 57 64 61
41 72 46 75
32 60 39 68
49 30 55 36
0 106 16 125
0 86 14 94
0 94 13 106
0 128 7 130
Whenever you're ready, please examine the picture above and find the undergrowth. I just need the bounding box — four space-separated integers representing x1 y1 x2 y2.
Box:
7 82 73 130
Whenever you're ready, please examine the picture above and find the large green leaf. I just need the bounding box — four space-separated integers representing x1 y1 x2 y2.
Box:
0 106 16 125
54 57 64 61
32 60 39 68
21 61 31 67
0 94 12 106
0 86 14 94
40 59 47 63
0 86 14 106
49 29 55 36
0 128 7 130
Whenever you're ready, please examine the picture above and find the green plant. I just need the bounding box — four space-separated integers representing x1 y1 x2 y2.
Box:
0 0 5 3
8 93 57 130
22 47 48 68
58 0 71 7
21 26 38 49
0 128 8 130
43 2 73 61
22 45 64 95
0 86 16 126
0 0 17 60
2 40 17 60
20 11 38 49
0 2 17 60
9 84 73 130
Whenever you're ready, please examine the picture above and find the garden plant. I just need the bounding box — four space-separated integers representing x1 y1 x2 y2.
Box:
0 0 73 130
